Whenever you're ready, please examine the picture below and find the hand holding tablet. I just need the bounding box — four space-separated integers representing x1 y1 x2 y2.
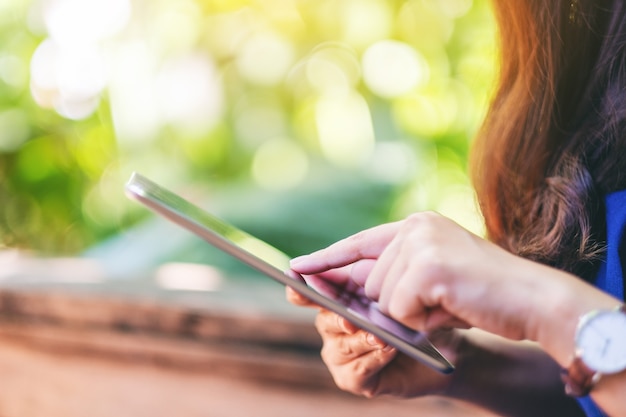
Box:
125 172 454 374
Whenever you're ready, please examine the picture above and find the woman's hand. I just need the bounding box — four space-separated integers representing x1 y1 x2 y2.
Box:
286 286 458 398
289 211 620 366
290 212 538 338
286 283 588 417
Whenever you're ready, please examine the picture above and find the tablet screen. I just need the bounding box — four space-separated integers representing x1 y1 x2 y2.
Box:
125 172 454 374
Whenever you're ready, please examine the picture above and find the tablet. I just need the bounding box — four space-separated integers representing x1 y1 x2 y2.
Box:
125 172 454 374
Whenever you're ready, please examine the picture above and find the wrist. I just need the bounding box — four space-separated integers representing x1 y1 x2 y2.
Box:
523 263 619 367
443 329 562 408
532 275 582 366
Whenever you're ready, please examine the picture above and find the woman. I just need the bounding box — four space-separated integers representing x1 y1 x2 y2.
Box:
287 1 626 416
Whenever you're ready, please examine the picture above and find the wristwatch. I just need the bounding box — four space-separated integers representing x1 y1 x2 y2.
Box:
561 304 626 397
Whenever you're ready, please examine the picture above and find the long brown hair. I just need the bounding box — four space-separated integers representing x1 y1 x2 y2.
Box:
471 0 626 279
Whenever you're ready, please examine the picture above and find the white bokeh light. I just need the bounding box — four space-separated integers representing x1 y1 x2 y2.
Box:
341 0 392 48
366 141 417 184
315 90 375 167
109 46 224 144
55 96 101 120
437 184 484 236
305 43 361 93
45 0 131 46
155 263 224 292
55 45 107 99
30 39 59 93
431 0 473 18
156 53 223 135
251 138 309 190
29 0 132 120
0 55 27 89
108 42 160 145
236 31 295 86
362 40 429 98
234 102 287 148
30 39 105 120
30 0 131 120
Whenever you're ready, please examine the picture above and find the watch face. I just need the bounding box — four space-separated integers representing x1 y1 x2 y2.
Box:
578 309 626 374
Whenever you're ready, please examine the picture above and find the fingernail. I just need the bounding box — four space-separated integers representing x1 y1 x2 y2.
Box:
382 344 395 352
366 333 380 346
366 333 393 351
290 256 307 266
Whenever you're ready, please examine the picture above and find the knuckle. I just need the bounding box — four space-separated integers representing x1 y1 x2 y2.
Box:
348 355 372 377
364 282 380 301
387 300 409 322
404 212 441 243
319 333 357 364
337 338 356 357
319 344 336 365
420 251 447 279
405 210 441 225
333 374 358 394
345 231 369 255
387 301 423 329
314 310 338 334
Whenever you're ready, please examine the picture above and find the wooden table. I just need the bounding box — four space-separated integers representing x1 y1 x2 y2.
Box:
0 289 495 417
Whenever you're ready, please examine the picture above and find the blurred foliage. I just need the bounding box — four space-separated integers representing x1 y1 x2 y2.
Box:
0 0 496 257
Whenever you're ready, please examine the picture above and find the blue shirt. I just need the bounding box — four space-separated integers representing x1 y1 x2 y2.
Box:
577 190 626 416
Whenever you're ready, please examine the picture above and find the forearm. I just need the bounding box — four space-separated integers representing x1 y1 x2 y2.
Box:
443 329 585 417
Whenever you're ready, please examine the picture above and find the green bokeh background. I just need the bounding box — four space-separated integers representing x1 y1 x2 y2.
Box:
0 0 496 263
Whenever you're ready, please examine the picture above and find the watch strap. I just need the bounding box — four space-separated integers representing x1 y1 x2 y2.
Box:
561 358 601 397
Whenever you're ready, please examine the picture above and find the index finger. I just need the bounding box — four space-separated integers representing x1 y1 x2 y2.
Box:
290 221 402 274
